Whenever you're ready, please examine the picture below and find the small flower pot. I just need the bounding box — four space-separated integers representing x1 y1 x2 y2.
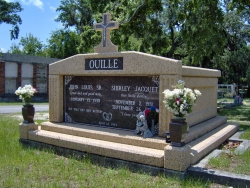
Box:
169 117 188 147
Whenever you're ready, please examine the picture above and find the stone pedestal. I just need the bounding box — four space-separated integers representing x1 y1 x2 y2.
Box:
19 122 38 139
164 144 191 171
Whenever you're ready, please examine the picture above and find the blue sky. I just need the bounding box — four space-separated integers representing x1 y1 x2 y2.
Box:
0 0 63 52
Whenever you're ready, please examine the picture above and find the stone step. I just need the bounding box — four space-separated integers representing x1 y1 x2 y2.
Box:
40 122 167 150
185 116 227 144
28 130 165 167
189 122 239 164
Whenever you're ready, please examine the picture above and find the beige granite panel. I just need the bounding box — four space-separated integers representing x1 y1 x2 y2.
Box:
182 77 218 126
190 122 239 164
164 144 191 171
49 52 182 76
182 66 221 77
19 122 38 139
184 116 227 144
29 130 164 167
49 75 63 122
159 75 181 136
41 121 167 150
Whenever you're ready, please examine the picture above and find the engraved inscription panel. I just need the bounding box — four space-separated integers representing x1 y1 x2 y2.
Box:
64 76 159 130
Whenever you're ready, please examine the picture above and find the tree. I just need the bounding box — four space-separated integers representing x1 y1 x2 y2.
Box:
46 29 80 58
7 43 22 54
108 0 164 53
8 33 45 56
212 1 250 86
0 0 23 39
55 0 93 33
19 33 44 56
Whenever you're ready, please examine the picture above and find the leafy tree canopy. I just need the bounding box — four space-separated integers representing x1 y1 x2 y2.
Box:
0 0 23 39
8 33 44 56
46 29 80 58
55 0 93 33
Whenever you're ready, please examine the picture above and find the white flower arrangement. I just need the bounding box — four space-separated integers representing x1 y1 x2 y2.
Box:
163 80 201 117
15 85 37 104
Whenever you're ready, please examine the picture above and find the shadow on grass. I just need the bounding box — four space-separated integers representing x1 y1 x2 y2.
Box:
218 105 250 130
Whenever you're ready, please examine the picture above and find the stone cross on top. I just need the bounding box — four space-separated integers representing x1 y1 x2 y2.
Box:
94 13 119 53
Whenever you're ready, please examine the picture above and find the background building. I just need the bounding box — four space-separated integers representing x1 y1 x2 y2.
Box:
0 53 60 102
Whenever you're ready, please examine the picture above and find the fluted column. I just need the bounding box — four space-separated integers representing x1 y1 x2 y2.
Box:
49 75 63 122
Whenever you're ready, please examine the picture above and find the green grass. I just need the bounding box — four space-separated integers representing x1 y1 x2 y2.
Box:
0 114 212 187
207 98 250 174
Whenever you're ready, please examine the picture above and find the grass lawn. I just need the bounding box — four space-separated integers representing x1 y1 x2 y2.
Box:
0 114 213 188
207 98 250 174
1 98 249 187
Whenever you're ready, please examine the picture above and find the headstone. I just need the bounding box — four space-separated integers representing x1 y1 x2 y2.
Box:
234 96 243 106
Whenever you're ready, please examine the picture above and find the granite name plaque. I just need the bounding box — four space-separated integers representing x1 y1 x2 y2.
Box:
64 76 159 130
85 58 123 70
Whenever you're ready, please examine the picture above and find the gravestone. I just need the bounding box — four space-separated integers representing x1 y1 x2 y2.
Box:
234 96 243 106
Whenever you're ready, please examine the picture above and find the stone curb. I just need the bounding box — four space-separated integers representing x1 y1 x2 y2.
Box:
19 138 187 180
187 131 250 187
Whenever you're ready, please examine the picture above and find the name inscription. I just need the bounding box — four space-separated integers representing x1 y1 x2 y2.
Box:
64 76 159 130
85 58 123 70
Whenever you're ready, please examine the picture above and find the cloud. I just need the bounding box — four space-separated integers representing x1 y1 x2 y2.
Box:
49 6 56 12
21 0 43 10
0 48 6 53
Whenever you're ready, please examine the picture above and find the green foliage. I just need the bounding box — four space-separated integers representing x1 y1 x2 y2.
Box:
46 29 81 58
55 0 93 33
8 33 45 56
0 114 215 187
7 43 22 54
20 33 44 56
0 0 23 39
78 25 100 53
247 66 250 85
104 0 164 53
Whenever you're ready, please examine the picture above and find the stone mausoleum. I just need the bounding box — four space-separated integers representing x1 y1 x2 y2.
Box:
0 53 59 102
19 13 239 173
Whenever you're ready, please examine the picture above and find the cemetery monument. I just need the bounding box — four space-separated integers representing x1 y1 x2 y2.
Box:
19 13 239 172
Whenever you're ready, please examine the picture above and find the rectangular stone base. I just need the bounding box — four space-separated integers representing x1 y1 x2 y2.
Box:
21 116 239 172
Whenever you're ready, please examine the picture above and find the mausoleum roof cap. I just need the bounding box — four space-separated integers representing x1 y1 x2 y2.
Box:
0 53 60 64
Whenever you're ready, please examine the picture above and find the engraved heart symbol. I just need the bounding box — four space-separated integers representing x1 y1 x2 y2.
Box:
102 112 112 121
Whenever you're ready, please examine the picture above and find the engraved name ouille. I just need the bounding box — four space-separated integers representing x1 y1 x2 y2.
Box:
85 58 123 70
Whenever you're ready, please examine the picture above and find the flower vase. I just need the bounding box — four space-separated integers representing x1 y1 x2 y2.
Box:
169 117 188 147
22 104 35 124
